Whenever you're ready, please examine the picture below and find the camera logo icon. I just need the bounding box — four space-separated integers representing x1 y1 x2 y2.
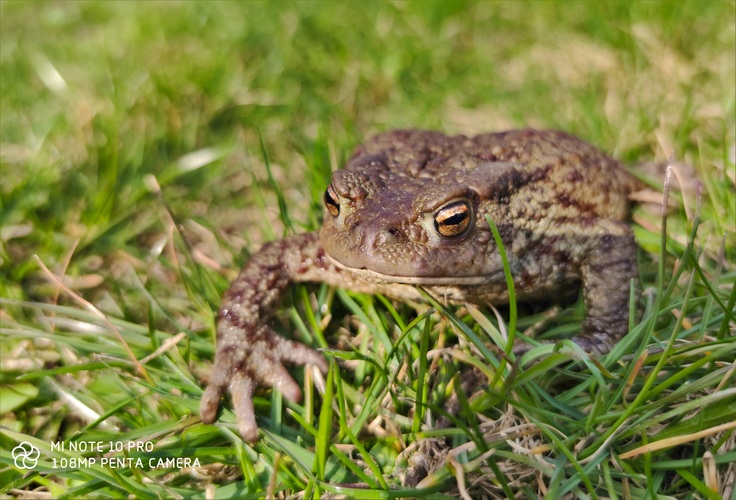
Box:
12 441 40 470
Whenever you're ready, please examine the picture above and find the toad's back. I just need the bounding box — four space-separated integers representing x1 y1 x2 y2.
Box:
344 129 635 222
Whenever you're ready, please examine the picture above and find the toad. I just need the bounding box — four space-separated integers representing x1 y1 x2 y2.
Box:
200 129 640 441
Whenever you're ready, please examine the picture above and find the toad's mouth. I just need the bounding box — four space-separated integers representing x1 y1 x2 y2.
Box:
325 254 498 286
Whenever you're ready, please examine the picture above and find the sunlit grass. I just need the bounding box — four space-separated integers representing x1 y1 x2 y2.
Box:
1 1 734 497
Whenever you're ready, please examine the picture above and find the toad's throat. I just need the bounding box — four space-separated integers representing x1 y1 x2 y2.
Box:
325 253 498 286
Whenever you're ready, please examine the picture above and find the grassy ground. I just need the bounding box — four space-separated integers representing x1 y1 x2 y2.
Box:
1 1 734 498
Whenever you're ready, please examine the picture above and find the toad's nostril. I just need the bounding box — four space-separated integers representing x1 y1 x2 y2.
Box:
362 226 403 248
383 226 408 244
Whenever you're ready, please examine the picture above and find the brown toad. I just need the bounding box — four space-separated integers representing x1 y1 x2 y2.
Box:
200 129 640 441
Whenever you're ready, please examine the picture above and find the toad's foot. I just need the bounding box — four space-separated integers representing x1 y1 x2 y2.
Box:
200 233 330 442
200 323 327 441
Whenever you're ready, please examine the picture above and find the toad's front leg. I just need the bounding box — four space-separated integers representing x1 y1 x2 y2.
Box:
574 219 638 354
512 219 638 356
200 232 330 442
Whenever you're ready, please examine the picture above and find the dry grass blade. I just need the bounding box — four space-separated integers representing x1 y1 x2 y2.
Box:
620 421 736 459
33 254 149 380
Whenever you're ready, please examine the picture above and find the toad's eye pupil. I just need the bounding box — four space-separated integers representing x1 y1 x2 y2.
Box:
324 184 340 217
441 212 466 226
434 201 471 237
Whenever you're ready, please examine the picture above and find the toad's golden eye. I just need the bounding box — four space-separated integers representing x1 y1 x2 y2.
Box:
324 184 340 217
434 200 472 237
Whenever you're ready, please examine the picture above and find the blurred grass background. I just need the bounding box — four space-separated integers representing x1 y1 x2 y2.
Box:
1 1 734 498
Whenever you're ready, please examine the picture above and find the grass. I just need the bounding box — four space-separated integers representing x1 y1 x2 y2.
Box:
1 1 734 498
